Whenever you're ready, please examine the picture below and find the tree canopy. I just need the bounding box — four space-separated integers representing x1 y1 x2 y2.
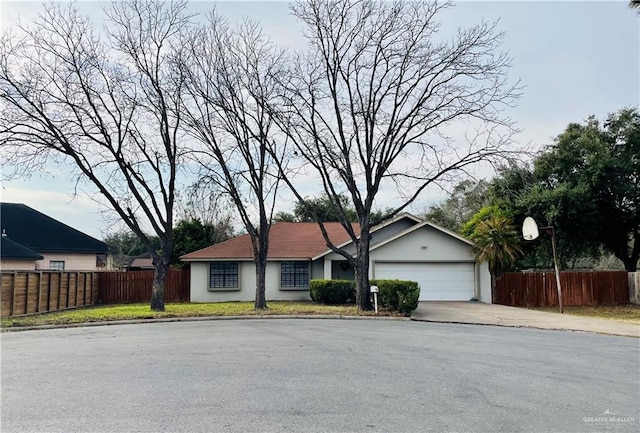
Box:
275 194 394 225
424 180 491 232
2 0 522 313
273 0 519 310
488 108 640 271
171 218 234 267
0 0 193 310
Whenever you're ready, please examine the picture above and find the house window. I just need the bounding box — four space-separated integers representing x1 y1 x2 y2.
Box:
50 261 65 271
281 261 309 287
96 254 107 268
209 262 238 288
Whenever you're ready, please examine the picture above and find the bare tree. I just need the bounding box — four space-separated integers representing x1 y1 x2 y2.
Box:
180 15 288 309
274 0 521 310
177 182 235 231
0 0 194 311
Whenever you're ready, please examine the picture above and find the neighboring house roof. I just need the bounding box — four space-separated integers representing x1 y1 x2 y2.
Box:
127 252 154 270
181 222 358 261
0 202 109 254
0 236 44 260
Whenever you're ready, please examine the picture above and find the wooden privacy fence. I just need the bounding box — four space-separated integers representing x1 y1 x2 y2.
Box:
97 269 190 304
630 272 640 304
1 271 98 317
495 271 629 307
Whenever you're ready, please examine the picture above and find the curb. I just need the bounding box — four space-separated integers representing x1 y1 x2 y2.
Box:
409 316 640 338
1 314 411 333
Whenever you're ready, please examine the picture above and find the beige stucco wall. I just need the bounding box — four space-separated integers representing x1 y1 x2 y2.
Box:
0 260 37 271
34 253 111 271
190 260 314 303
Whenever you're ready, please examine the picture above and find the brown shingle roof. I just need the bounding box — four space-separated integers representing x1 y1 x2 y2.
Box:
181 222 357 261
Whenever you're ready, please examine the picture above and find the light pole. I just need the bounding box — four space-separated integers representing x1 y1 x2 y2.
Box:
522 217 563 314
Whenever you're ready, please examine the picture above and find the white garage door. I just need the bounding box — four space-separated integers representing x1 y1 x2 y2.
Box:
374 262 475 301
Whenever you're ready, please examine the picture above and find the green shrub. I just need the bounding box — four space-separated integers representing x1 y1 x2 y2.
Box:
371 279 420 316
309 279 356 304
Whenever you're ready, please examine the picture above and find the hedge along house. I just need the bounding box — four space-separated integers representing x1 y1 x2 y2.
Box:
181 214 492 304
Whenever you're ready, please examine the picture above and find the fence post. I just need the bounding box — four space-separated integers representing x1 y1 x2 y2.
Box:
73 272 78 308
24 272 30 315
82 273 87 305
36 272 42 313
10 271 17 317
64 273 70 308
56 272 61 310
46 273 52 312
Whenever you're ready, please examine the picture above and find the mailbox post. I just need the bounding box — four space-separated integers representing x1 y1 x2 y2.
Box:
370 285 379 313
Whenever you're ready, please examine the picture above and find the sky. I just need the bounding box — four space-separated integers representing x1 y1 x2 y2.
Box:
0 0 638 240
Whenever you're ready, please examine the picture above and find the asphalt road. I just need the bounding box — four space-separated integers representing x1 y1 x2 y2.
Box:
1 319 638 433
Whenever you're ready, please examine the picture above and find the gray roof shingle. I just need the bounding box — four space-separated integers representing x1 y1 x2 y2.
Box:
0 203 109 254
0 236 44 260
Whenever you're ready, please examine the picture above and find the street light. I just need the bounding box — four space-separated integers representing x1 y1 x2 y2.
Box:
522 217 563 314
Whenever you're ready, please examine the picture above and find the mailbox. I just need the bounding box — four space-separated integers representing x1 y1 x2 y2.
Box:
370 285 379 313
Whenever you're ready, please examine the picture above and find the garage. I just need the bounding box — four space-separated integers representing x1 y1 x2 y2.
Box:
374 262 476 301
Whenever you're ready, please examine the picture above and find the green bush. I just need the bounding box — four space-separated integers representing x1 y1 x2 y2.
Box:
309 279 356 304
371 279 420 316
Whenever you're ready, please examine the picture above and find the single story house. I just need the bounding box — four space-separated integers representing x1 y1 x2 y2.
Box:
181 213 491 303
0 202 112 271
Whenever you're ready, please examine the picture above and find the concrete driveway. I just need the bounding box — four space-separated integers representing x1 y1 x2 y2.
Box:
412 302 639 337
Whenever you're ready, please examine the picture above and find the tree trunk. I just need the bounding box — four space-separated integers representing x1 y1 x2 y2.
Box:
255 247 268 310
150 254 170 311
355 230 373 311
621 237 639 272
622 257 638 272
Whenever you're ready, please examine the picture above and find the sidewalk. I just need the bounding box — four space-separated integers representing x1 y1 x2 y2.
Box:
411 302 639 337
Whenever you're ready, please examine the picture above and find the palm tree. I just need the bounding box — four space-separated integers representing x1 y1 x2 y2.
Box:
631 1 640 13
469 216 523 301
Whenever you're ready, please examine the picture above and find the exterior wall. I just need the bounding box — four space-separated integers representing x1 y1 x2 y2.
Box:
310 260 324 280
323 225 475 266
190 261 253 302
34 253 112 271
324 225 492 303
477 261 492 303
331 218 418 256
369 226 475 263
370 218 416 246
0 259 37 271
331 261 355 280
190 260 314 303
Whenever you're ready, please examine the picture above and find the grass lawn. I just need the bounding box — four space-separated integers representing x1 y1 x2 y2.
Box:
0 302 394 328
527 305 640 325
